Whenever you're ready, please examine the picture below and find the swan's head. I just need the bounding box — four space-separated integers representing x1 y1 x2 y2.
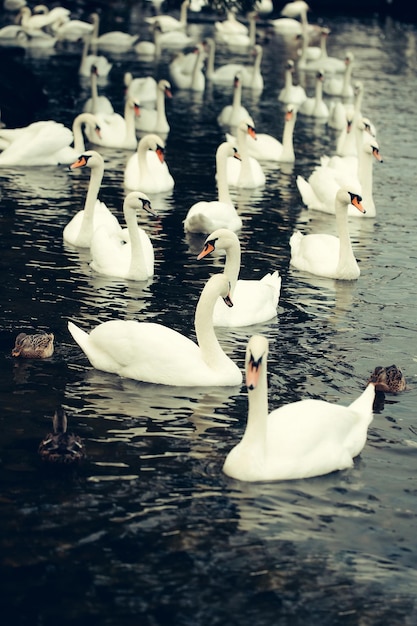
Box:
238 118 257 140
69 150 103 171
345 51 354 65
336 187 365 214
124 191 157 217
141 134 166 162
197 228 240 260
285 59 295 72
158 79 172 98
245 335 268 391
285 104 297 121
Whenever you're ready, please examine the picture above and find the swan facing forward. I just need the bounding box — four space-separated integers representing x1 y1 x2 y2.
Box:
68 273 242 387
64 151 119 248
183 142 242 234
90 191 155 281
223 334 375 482
197 228 281 327
290 186 365 280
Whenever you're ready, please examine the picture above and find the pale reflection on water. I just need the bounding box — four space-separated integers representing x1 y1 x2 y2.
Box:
0 5 417 625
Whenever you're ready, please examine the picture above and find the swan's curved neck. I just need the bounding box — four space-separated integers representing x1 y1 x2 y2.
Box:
191 48 203 87
205 40 215 78
155 87 167 126
223 238 241 292
79 162 103 245
237 126 252 184
357 141 375 212
341 62 353 98
242 359 269 450
216 146 233 205
137 139 152 178
194 283 229 370
179 1 188 26
281 114 295 162
72 113 96 153
123 100 137 144
90 70 99 113
314 77 324 113
124 204 147 278
335 201 355 271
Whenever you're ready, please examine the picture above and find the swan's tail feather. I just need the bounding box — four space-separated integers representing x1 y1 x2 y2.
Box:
296 175 321 209
68 321 89 350
348 384 375 424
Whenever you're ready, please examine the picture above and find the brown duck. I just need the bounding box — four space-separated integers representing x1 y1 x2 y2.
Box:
367 365 406 393
12 332 54 358
38 408 86 465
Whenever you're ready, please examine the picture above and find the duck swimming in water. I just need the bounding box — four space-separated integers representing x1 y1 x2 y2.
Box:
38 408 86 465
367 365 406 393
11 332 54 358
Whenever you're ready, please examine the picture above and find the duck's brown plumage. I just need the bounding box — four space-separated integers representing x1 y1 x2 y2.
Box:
367 365 406 393
38 408 86 465
12 332 54 358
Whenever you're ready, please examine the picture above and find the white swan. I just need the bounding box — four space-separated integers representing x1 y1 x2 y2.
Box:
203 43 264 91
298 70 329 119
226 103 297 163
215 10 249 37
145 0 190 33
169 43 206 91
197 228 281 327
124 133 174 194
151 20 195 49
226 118 265 188
0 120 73 167
67 273 243 387
90 191 155 281
124 73 158 105
323 51 355 97
85 97 139 150
216 73 251 129
297 125 383 216
135 79 172 135
17 5 69 35
278 59 307 106
214 11 258 51
78 33 112 79
183 142 242 234
54 112 102 164
82 65 114 115
290 186 365 280
89 12 138 52
52 17 94 42
223 334 375 481
270 1 318 38
63 151 119 248
299 27 346 73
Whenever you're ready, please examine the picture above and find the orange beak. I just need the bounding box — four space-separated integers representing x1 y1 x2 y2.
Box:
351 195 366 214
156 147 165 163
69 155 88 170
246 359 261 390
197 241 215 260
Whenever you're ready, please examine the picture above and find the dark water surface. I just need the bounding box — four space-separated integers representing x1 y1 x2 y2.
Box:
1 3 416 625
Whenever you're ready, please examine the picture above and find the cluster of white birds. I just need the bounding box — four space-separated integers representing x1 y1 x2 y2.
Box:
1 0 382 483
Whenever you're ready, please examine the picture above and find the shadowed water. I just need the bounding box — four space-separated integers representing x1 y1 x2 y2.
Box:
0 4 416 625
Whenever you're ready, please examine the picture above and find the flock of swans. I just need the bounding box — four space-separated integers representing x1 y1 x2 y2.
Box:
2 0 391 482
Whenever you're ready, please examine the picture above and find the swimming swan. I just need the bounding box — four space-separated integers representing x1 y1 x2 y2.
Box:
198 228 281 327
124 133 174 194
90 191 155 281
223 334 375 481
63 151 119 248
67 273 243 387
290 186 365 280
183 142 242 234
